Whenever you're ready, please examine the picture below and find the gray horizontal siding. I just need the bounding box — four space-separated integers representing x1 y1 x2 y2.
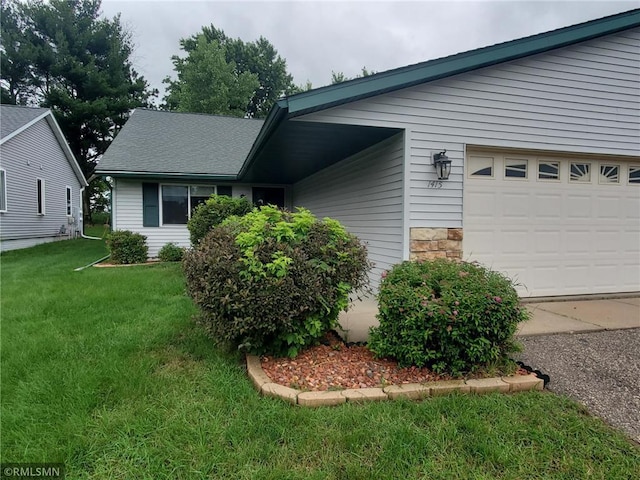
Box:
0 118 82 245
298 28 640 230
292 134 405 287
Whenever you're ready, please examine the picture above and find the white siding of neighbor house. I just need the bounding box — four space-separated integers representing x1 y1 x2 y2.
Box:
297 28 640 242
292 134 405 286
113 179 291 257
0 118 83 251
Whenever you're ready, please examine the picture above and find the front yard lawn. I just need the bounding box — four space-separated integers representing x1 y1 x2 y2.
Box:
1 239 638 479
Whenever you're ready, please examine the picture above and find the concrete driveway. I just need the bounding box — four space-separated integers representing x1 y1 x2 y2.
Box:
339 295 640 342
518 296 640 335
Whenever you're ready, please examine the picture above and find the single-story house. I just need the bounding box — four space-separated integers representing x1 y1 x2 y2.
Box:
97 9 640 298
0 105 88 252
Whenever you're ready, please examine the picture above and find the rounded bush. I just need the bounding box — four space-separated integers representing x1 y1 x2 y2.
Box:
187 194 252 245
183 206 371 357
158 242 185 262
368 259 528 375
106 230 148 264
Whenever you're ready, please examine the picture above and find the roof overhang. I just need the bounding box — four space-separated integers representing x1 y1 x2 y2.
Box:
239 118 401 184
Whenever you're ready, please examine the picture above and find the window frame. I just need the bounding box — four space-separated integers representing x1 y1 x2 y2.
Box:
160 183 218 226
0 169 7 213
569 162 592 183
598 164 620 185
66 186 73 216
467 155 495 179
537 160 561 182
36 178 45 215
504 157 529 180
628 165 640 185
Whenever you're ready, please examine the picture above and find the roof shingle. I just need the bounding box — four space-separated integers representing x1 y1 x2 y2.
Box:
0 105 49 140
97 109 264 176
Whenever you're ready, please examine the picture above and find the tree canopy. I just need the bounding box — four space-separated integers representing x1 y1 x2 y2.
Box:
331 67 376 85
163 25 296 118
0 0 156 218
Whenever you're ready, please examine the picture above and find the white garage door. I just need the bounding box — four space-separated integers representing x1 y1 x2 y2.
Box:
463 150 640 297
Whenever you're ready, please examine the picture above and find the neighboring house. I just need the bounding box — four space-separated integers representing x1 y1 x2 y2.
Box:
0 105 88 252
97 9 640 298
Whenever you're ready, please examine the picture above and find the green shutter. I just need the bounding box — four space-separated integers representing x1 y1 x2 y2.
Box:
217 186 232 197
142 183 159 227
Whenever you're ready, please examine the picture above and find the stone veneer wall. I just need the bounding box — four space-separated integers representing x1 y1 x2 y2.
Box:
409 227 463 261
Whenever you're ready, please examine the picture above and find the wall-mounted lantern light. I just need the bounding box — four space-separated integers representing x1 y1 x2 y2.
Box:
432 151 452 180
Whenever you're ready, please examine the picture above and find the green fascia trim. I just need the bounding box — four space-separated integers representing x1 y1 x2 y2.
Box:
286 8 640 116
96 170 238 181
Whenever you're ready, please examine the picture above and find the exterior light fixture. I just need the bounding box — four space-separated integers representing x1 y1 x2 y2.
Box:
433 150 452 180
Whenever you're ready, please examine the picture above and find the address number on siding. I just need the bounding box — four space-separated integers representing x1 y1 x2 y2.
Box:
427 181 443 189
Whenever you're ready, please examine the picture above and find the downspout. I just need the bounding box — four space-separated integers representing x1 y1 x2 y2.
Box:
79 186 103 240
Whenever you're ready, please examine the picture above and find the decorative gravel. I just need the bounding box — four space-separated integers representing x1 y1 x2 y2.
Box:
518 329 640 443
261 343 448 391
261 332 528 392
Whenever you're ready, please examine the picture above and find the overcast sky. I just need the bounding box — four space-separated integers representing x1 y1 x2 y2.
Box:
100 0 639 98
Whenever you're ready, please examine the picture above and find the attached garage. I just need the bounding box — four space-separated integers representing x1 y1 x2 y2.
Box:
464 149 640 297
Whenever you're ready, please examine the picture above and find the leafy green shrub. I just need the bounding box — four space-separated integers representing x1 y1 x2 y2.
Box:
158 242 185 262
90 211 110 225
106 230 148 264
183 206 371 357
368 259 528 375
187 194 253 245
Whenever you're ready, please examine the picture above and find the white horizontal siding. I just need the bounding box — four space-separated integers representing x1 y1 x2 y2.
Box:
298 28 640 230
292 134 405 287
113 179 291 257
0 118 83 247
113 179 191 257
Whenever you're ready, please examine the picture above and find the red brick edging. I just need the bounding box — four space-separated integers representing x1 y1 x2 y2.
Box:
246 355 544 407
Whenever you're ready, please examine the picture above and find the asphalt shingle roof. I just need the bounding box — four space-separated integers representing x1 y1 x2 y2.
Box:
97 109 264 176
0 105 49 140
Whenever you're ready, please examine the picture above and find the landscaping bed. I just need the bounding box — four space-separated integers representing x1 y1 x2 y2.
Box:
260 331 530 392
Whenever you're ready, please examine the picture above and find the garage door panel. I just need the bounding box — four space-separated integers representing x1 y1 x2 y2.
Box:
534 230 560 254
501 229 529 254
565 230 590 254
502 193 531 218
464 151 640 297
624 197 640 219
535 193 562 218
566 194 592 218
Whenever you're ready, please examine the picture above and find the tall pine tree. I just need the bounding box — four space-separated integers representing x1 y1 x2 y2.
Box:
0 0 156 219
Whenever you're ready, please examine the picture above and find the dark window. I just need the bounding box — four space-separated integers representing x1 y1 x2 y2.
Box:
217 185 232 197
629 166 640 184
252 187 285 208
0 169 6 212
66 187 72 216
37 178 45 215
162 185 188 224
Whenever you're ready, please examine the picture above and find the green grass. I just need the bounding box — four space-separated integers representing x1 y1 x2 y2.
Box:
83 223 111 239
1 239 638 479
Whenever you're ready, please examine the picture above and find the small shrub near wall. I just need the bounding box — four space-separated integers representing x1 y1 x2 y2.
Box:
369 259 528 376
187 194 253 245
183 206 371 357
106 230 148 264
158 243 185 262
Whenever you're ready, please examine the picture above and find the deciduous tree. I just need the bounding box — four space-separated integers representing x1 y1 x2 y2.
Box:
164 26 295 118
